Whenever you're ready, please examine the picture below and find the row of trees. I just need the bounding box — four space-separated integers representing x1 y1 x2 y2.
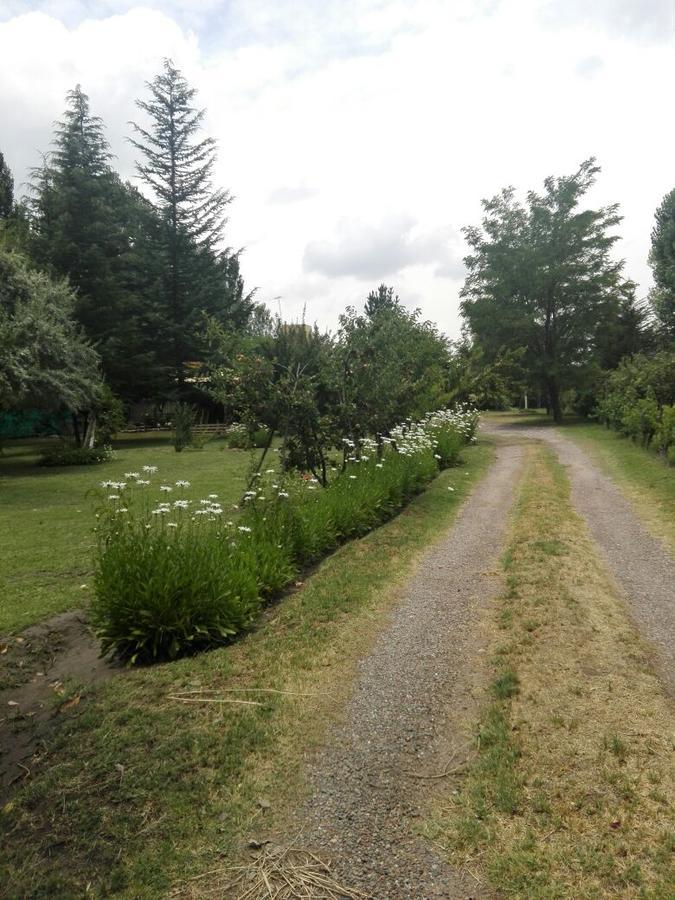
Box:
1 60 255 439
454 158 674 421
2 71 673 449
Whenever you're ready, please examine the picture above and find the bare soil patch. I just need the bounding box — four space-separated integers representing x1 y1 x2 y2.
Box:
0 610 121 802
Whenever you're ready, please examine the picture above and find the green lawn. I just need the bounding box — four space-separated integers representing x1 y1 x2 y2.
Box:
0 435 255 633
1 439 494 898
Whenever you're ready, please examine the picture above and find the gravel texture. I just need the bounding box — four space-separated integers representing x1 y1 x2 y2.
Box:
493 424 675 696
299 441 526 899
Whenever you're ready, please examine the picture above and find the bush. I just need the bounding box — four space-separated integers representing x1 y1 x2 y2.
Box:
39 445 113 467
655 405 675 463
91 407 477 663
225 423 269 450
171 402 195 453
596 352 675 456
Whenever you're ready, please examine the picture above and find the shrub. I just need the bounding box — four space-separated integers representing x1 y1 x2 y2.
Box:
171 402 195 453
225 423 269 450
596 352 675 457
91 407 477 662
655 405 675 463
39 445 113 466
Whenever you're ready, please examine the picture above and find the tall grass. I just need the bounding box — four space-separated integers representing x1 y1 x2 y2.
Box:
91 407 478 662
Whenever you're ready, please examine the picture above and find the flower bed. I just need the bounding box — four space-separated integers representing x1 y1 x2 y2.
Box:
91 406 478 663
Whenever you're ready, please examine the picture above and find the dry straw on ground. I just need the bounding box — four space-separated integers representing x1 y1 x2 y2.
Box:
174 842 370 899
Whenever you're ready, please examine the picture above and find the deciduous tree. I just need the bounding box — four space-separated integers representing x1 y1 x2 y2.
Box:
461 159 633 421
0 249 102 415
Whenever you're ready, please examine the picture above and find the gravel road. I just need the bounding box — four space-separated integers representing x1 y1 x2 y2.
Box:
491 424 675 696
292 423 673 898
299 440 526 899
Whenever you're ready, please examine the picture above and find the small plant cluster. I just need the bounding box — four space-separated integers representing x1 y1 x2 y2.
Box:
225 422 269 450
595 351 675 462
91 406 478 663
39 444 114 467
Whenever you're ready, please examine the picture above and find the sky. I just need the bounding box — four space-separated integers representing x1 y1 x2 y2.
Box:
1 0 674 338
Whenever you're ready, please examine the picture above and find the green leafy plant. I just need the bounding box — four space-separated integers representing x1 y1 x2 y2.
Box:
171 402 195 453
39 445 113 466
91 408 477 663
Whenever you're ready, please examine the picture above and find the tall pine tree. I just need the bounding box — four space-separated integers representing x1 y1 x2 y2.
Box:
130 59 252 394
29 86 166 400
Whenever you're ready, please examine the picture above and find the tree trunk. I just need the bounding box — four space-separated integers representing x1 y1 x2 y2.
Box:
83 412 97 448
71 413 82 448
547 378 563 423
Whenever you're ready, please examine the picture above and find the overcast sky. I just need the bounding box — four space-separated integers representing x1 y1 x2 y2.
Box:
1 0 674 337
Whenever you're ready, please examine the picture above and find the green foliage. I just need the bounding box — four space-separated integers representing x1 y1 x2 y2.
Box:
0 248 102 412
93 386 125 445
461 159 635 422
39 445 113 467
595 352 675 456
0 149 14 219
655 405 675 461
337 292 450 440
130 60 252 395
28 87 169 401
649 187 675 341
225 424 269 449
170 402 195 453
91 410 474 662
210 319 338 483
449 342 525 409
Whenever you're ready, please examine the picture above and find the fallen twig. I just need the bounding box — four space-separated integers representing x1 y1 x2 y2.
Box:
167 696 264 707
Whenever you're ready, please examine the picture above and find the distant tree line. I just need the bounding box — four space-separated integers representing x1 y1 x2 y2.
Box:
1 84 673 455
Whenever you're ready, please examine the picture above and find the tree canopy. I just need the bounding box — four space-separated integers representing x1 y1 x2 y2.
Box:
0 249 102 413
649 187 675 342
461 158 635 421
130 59 252 394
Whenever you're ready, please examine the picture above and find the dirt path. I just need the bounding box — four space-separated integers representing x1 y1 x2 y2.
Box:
489 423 675 696
292 440 527 898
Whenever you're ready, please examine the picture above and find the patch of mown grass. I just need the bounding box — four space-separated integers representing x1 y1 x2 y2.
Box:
0 435 251 633
431 447 675 899
0 441 494 898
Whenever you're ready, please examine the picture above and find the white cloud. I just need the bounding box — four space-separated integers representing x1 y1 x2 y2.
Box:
303 214 463 280
268 184 318 204
1 0 674 339
540 0 675 42
575 55 604 78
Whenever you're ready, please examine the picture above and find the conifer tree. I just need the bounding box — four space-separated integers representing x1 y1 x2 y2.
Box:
0 150 14 219
649 188 675 341
130 59 251 393
29 86 166 400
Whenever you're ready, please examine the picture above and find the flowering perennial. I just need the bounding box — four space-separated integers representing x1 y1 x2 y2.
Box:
92 405 478 663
